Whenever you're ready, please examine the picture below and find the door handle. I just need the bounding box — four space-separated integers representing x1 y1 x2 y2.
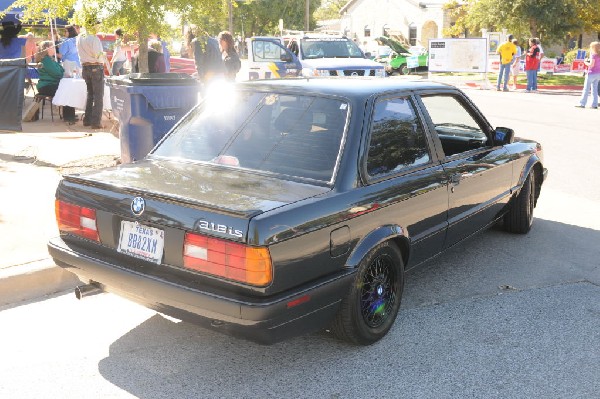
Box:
450 173 461 185
450 172 473 185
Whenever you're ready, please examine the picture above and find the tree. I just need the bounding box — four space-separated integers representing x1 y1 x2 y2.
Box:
314 0 346 22
443 0 598 46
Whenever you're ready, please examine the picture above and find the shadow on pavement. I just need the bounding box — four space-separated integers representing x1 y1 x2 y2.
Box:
96 218 600 398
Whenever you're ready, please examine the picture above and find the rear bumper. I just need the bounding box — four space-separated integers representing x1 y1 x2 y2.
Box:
48 237 354 344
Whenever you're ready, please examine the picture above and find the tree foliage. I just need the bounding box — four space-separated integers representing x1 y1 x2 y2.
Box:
443 0 600 46
314 0 346 22
234 0 322 36
7 0 76 25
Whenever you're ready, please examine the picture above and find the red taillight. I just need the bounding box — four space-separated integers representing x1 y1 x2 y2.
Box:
183 232 272 286
55 200 99 241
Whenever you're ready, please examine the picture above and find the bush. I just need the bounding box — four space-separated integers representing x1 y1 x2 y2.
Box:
564 49 583 65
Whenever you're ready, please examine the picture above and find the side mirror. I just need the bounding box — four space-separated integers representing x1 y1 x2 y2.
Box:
494 127 515 145
364 52 372 58
281 53 292 62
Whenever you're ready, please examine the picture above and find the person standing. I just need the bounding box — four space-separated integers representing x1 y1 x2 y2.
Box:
190 27 224 83
60 25 80 66
76 20 105 129
218 31 241 81
510 38 522 90
24 33 36 62
110 29 128 75
496 34 516 91
0 21 26 59
287 38 299 56
150 33 170 72
535 38 544 72
575 42 600 109
524 38 540 92
60 25 81 77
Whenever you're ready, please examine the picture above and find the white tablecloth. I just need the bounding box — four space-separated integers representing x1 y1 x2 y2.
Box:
52 78 112 111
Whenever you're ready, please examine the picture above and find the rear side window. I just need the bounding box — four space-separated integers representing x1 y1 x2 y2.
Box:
367 97 431 178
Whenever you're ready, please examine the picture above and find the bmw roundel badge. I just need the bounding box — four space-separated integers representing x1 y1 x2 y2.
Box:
131 197 145 216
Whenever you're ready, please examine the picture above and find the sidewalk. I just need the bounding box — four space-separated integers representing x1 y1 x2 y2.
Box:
0 103 121 307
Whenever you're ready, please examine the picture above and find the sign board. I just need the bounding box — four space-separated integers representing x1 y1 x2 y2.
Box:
428 38 488 73
571 60 586 72
488 33 501 54
407 55 419 69
554 64 571 73
489 59 500 72
540 58 556 73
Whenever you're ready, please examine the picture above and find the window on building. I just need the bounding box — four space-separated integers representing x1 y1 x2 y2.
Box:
409 24 417 46
364 25 371 38
382 24 390 37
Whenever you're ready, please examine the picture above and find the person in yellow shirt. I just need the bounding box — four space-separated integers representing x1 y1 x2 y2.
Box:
496 34 517 91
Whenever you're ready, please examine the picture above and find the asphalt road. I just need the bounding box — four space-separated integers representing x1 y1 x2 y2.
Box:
1 86 599 399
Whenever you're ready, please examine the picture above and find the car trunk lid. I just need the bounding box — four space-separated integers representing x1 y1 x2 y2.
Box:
58 159 329 245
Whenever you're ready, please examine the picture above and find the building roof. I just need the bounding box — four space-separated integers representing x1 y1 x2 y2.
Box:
340 0 447 14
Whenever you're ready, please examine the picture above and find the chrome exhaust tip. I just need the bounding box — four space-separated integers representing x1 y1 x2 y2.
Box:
75 282 103 300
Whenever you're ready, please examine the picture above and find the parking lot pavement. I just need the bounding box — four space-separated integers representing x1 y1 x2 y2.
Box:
0 83 592 309
0 118 120 306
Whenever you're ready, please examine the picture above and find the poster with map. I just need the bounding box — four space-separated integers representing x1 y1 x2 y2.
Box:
428 38 488 73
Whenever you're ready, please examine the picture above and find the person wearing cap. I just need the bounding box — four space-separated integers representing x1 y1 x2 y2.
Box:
496 34 517 91
76 19 105 129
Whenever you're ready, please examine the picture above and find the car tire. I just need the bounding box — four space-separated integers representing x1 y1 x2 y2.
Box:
400 64 410 75
504 172 535 234
331 241 404 345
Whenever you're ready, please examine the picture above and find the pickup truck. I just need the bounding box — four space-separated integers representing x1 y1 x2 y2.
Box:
246 34 386 80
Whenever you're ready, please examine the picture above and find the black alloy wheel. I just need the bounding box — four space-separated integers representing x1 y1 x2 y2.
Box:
331 241 404 345
360 253 397 328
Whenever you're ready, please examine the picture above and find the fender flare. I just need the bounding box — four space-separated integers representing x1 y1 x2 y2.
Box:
514 154 542 194
345 225 409 270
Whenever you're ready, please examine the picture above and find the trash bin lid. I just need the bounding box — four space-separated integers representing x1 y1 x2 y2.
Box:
108 73 198 86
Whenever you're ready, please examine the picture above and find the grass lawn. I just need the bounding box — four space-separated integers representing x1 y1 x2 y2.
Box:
433 72 585 86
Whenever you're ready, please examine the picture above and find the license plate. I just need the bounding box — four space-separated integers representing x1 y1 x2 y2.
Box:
117 221 165 264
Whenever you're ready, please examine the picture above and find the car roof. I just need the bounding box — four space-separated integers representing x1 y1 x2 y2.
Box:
237 78 454 98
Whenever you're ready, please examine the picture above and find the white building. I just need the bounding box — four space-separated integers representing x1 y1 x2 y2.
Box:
339 0 453 50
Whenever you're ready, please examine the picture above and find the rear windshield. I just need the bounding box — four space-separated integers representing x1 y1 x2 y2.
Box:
152 86 349 183
300 38 365 59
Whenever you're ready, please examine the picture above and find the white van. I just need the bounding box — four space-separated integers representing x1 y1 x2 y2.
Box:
246 34 386 80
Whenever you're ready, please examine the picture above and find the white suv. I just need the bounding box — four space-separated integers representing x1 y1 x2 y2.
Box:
246 34 386 80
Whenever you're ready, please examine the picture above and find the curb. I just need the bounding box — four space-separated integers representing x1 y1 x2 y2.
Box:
465 82 583 91
0 259 81 307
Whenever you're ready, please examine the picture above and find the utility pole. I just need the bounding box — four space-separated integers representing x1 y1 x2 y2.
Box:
229 0 233 33
305 0 309 31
